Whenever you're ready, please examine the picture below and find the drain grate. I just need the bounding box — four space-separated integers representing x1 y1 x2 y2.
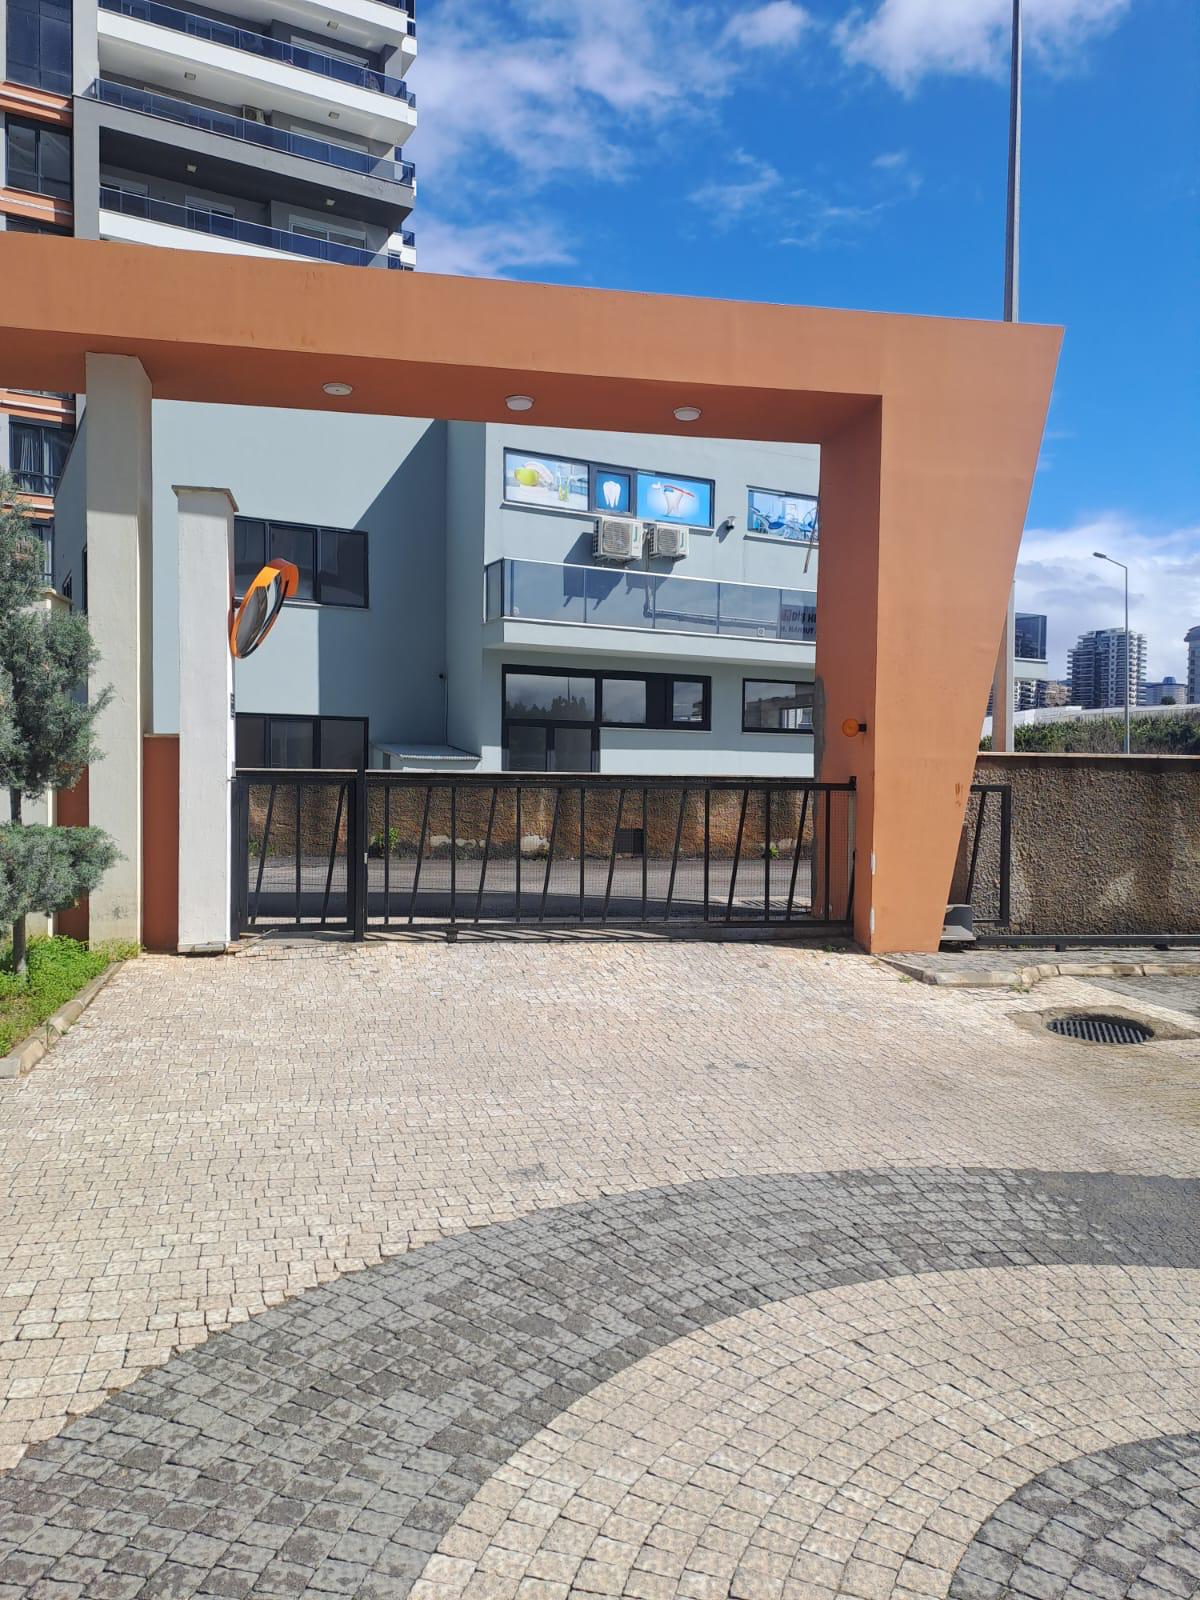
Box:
1047 1013 1153 1046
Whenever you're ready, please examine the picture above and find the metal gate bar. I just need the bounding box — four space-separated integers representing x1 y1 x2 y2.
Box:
232 772 856 937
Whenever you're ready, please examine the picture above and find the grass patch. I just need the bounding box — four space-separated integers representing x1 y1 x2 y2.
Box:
0 936 138 1055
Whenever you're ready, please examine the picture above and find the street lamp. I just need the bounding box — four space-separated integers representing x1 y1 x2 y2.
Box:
1093 551 1131 754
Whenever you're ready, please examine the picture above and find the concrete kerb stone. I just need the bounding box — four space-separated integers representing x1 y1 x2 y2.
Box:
0 960 124 1081
880 954 1200 990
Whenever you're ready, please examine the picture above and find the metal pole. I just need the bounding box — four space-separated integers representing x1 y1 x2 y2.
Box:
990 0 1022 752
1124 563 1131 755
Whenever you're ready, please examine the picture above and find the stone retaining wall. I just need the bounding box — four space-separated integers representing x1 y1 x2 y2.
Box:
954 754 1200 935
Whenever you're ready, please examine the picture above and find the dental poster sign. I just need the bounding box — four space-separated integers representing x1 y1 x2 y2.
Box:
503 449 714 527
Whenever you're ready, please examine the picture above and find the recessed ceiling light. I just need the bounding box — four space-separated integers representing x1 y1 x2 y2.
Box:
323 381 353 397
183 70 196 80
185 162 197 173
328 111 340 120
673 405 702 422
326 18 338 26
505 394 534 412
324 198 335 207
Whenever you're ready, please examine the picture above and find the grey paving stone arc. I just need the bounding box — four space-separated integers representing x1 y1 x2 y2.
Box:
0 1167 1197 1600
950 1431 1200 1600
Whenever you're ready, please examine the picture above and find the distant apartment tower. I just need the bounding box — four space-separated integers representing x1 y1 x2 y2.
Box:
1067 627 1147 711
1188 626 1200 705
0 0 418 555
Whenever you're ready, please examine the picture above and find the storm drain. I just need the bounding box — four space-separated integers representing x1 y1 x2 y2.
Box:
1047 1013 1154 1046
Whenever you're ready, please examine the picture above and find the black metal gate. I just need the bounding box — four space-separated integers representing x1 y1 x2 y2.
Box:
233 772 856 938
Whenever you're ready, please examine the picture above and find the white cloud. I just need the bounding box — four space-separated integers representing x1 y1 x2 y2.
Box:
415 215 575 278
1016 513 1200 682
414 1 812 201
722 1 811 49
836 0 1132 91
689 150 783 218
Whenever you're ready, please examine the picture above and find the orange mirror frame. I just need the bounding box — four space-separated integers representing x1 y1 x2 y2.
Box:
229 559 299 660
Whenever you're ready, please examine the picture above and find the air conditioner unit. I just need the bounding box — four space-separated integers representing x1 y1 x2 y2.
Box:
593 517 642 564
647 521 689 559
242 106 268 124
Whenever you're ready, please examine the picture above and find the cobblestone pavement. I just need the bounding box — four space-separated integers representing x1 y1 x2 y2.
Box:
1080 974 1200 1020
1 943 1198 1598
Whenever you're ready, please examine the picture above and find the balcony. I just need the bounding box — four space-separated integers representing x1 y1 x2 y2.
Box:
11 469 59 497
99 0 413 96
85 81 416 188
96 0 417 141
485 559 817 666
99 185 412 267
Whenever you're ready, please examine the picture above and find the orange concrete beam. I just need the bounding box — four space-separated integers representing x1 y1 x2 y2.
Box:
0 82 71 125
0 188 71 229
0 235 1062 952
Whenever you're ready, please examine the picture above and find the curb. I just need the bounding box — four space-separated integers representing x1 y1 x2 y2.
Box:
0 961 124 1081
880 955 1200 989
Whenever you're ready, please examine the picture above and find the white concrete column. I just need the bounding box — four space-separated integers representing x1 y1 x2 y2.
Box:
175 487 237 954
85 354 153 944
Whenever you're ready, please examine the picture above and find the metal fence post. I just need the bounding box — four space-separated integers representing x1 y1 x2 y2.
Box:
351 766 368 940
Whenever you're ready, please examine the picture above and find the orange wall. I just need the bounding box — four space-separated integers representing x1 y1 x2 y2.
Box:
55 770 89 942
143 736 179 953
0 236 1061 952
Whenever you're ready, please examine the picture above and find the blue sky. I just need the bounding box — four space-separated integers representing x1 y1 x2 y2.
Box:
413 0 1199 679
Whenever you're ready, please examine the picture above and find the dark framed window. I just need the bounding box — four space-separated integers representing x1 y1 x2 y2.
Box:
9 418 71 495
7 0 72 93
742 679 813 733
235 713 368 770
5 118 71 199
234 516 367 607
502 665 711 771
3 215 70 235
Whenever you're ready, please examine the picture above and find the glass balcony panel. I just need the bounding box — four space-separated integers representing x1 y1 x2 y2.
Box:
779 589 817 642
584 569 655 630
86 82 416 184
651 574 717 634
716 582 779 637
97 0 416 102
506 559 586 625
98 185 410 268
486 559 815 645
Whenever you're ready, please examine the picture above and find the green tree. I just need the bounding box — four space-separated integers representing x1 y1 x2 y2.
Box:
0 474 117 975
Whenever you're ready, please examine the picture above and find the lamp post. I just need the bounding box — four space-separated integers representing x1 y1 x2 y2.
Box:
991 0 1022 751
1093 550 1131 754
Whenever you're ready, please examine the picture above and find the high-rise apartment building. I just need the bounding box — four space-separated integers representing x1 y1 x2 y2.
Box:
1187 625 1200 706
1067 627 1148 711
0 0 418 561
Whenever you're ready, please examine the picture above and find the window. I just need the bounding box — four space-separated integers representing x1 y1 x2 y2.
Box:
7 0 71 94
1015 613 1047 661
504 673 594 721
742 679 813 733
747 487 818 542
3 215 70 235
234 517 367 607
600 677 646 726
235 714 367 769
9 419 71 494
502 666 711 771
670 679 707 726
5 118 71 199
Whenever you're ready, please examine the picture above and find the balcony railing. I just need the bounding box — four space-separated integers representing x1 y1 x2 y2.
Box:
485 559 817 644
11 470 59 496
99 185 412 269
85 81 416 186
98 0 416 102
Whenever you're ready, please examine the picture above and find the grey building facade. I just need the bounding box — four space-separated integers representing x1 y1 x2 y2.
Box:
55 410 823 776
1187 625 1200 707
